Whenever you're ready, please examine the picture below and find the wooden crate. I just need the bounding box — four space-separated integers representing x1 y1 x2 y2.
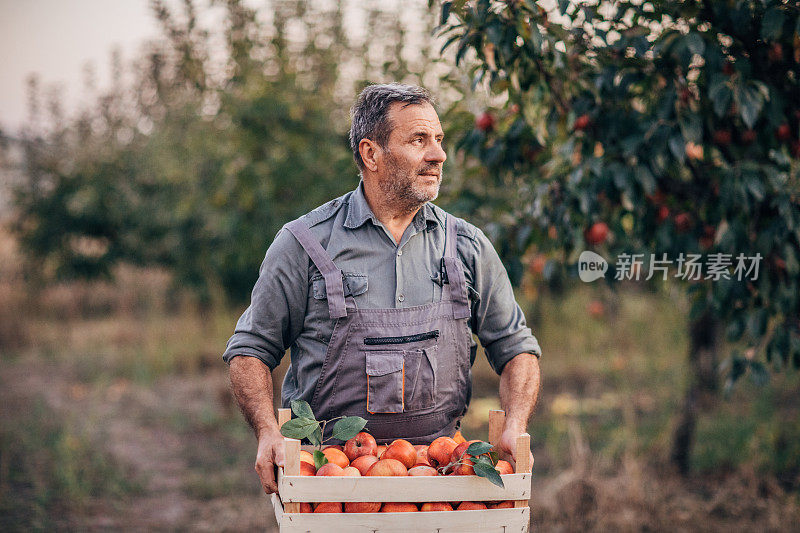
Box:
271 409 532 532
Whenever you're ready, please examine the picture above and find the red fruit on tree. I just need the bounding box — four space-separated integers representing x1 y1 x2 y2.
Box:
674 212 692 233
741 129 757 144
777 123 792 141
476 112 495 132
584 222 609 245
768 43 783 63
573 113 591 131
657 205 670 223
713 129 732 146
723 61 735 76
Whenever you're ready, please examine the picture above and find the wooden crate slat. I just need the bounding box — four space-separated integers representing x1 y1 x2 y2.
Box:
278 507 529 533
278 469 531 503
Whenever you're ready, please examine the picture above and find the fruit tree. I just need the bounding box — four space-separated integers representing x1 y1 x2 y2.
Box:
436 0 800 472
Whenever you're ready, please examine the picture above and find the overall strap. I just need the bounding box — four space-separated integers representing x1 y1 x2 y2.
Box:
285 220 347 320
443 215 471 320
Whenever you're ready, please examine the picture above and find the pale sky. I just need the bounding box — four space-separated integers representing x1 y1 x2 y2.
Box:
0 0 181 134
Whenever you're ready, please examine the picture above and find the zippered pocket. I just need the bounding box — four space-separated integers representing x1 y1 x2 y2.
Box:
364 330 440 346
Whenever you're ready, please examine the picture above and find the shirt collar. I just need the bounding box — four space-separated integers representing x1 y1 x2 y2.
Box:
344 180 439 232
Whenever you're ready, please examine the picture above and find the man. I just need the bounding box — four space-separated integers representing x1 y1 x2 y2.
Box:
224 83 541 495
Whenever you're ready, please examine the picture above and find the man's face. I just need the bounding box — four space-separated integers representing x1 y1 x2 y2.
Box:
375 102 447 211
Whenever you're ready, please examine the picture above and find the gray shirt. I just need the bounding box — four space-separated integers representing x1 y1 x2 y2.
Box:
223 182 541 404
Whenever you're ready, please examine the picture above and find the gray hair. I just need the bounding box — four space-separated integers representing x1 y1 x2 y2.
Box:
349 83 435 171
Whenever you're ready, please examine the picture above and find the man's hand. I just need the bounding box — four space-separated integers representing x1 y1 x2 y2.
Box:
254 427 285 494
498 425 534 471
497 353 540 470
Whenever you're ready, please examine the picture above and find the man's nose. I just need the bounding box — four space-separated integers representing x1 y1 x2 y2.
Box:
425 141 447 163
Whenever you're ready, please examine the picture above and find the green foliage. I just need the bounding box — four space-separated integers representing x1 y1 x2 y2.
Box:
331 416 368 441
438 0 800 377
280 399 367 447
313 449 328 469
11 0 440 303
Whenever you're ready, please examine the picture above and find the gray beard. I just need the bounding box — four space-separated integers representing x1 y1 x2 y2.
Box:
379 152 441 215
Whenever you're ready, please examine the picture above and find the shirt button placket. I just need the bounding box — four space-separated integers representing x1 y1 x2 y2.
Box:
396 247 404 306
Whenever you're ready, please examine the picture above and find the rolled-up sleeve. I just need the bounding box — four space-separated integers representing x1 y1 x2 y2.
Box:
222 228 308 369
465 227 542 375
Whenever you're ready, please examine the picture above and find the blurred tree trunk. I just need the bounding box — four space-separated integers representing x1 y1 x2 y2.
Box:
671 309 719 475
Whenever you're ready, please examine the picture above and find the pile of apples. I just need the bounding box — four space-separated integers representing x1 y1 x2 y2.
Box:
293 432 515 513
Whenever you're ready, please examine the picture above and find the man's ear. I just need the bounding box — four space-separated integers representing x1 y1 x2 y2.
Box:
359 138 381 172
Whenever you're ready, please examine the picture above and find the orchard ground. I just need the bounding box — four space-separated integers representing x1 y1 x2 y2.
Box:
1 228 799 531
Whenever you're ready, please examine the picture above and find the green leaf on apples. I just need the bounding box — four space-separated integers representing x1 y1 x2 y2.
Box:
331 416 368 441
474 461 505 488
313 449 328 470
489 450 499 465
466 441 494 457
280 417 319 440
291 400 316 420
309 425 323 447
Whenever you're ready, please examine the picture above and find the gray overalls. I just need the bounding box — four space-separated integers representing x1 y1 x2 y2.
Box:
285 214 472 444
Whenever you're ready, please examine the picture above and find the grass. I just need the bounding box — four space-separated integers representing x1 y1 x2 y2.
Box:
1 248 799 528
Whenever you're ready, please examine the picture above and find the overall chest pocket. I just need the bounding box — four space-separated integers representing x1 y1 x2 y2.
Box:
312 273 368 300
364 344 437 414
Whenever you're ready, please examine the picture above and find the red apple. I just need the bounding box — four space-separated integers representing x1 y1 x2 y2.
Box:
713 129 731 146
427 437 459 469
299 462 317 476
674 212 692 233
383 439 417 469
350 455 379 476
414 445 431 466
322 448 350 469
457 502 488 510
768 43 783 62
342 466 361 476
741 129 757 144
408 465 438 476
376 445 387 458
299 502 312 513
314 502 342 513
723 61 735 76
777 123 792 141
476 112 495 132
344 432 378 461
381 502 419 512
299 450 315 466
365 458 408 476
573 113 591 131
584 222 609 245
495 460 514 475
316 463 346 476
421 502 453 512
489 500 514 509
450 440 480 475
345 502 381 513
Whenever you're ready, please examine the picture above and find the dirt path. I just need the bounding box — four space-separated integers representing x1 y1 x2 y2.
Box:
2 355 277 531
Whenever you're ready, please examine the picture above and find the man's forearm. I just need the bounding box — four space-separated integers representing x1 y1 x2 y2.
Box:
229 356 280 439
499 353 541 432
